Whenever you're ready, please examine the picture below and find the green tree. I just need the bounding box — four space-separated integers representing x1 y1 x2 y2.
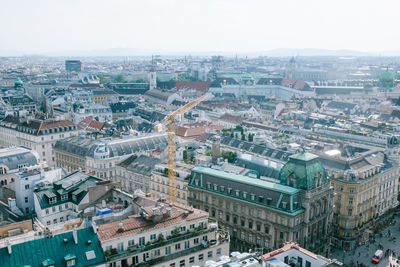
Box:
97 74 108 84
183 150 188 162
114 73 126 83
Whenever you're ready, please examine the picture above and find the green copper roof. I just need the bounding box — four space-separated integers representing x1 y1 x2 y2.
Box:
14 78 23 88
289 151 318 161
0 227 105 267
279 151 327 190
192 166 299 195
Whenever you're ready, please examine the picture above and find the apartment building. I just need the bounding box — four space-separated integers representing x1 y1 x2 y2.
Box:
54 134 168 179
317 145 399 250
98 196 230 267
0 115 78 167
150 163 191 206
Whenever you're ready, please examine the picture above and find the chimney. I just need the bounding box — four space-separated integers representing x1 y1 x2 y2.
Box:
6 240 11 254
92 221 97 234
73 228 78 244
117 222 124 233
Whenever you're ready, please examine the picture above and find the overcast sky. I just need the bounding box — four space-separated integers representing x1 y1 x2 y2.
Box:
0 0 399 54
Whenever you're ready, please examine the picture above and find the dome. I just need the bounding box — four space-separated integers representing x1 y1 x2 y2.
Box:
278 150 327 190
380 70 394 82
14 77 23 88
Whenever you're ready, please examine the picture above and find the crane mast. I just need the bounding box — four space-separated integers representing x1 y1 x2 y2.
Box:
165 94 208 202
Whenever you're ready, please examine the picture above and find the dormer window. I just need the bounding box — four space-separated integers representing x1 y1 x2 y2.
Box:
64 254 76 267
235 190 240 197
61 194 68 201
49 197 56 204
72 195 77 202
213 184 218 191
243 192 247 198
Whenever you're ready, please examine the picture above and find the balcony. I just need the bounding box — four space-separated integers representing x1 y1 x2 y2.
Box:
105 227 216 262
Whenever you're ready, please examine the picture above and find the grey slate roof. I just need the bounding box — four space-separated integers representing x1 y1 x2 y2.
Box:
54 134 167 158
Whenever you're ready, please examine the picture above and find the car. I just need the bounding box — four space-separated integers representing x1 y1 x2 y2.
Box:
372 250 383 263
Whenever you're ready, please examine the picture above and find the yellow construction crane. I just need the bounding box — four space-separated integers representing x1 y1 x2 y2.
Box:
163 93 209 202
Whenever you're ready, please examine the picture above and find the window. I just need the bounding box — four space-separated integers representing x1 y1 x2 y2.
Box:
47 221 50 226
49 197 56 204
65 203 68 209
241 218 245 227
154 249 160 256
248 220 253 229
233 216 237 224
217 248 221 256
349 198 353 204
170 263 175 267
198 254 204 261
189 257 195 264
226 214 230 222
180 226 186 232
180 260 185 267
306 261 311 267
53 218 57 224
184 241 190 249
61 194 68 201
117 242 124 252
139 237 145 247
60 217 64 222
280 232 284 239
208 251 213 258
190 224 195 230
175 243 181 250
257 223 261 231
165 246 171 255
52 207 56 212
105 246 112 251
128 240 135 247
349 188 354 193
25 197 28 203
348 209 353 216
25 184 30 190
203 235 208 242
194 238 199 244
25 207 29 214
150 234 157 241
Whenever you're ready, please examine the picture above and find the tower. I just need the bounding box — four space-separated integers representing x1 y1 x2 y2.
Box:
149 56 157 90
211 136 221 165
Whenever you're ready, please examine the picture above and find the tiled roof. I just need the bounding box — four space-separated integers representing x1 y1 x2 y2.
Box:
219 113 245 124
97 204 208 242
175 81 211 92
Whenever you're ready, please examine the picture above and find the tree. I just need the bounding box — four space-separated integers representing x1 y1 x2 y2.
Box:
183 150 188 162
114 73 126 83
97 74 108 84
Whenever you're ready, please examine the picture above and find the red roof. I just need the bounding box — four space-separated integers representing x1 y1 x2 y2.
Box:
175 81 211 92
78 116 104 131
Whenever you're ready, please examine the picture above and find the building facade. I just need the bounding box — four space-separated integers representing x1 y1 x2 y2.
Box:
188 151 333 256
98 196 230 267
0 115 78 167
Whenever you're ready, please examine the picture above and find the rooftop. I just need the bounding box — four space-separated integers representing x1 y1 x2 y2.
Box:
192 166 299 195
0 227 105 267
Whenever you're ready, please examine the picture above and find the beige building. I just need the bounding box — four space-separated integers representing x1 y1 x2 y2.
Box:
150 163 191 206
97 197 230 267
317 144 399 250
54 134 168 179
0 115 78 167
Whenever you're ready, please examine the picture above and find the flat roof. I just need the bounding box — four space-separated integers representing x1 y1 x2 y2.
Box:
192 166 299 195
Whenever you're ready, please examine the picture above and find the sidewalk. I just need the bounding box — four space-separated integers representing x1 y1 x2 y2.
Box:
330 214 400 267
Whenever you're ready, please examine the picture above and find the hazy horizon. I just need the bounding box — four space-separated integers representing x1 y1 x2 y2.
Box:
1 0 400 56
